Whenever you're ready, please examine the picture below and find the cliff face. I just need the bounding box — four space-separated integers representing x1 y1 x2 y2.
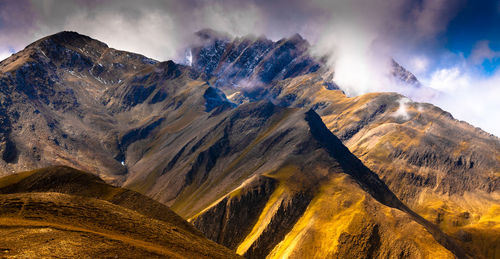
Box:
191 29 320 88
191 176 278 250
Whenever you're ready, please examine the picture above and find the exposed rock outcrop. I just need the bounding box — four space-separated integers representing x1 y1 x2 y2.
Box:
192 176 277 249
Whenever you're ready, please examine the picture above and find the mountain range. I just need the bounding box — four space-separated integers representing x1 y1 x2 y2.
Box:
0 31 498 258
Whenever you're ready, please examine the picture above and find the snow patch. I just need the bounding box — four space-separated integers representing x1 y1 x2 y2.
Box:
39 49 49 60
94 75 107 85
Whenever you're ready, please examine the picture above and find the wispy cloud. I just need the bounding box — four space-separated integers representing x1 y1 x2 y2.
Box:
422 62 500 136
392 97 412 121
469 40 500 65
0 51 11 62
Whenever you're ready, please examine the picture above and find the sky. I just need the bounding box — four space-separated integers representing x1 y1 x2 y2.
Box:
0 0 499 137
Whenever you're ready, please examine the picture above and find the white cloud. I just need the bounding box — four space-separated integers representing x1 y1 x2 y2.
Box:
392 97 412 120
421 65 500 137
62 9 180 61
0 46 16 61
409 56 430 74
196 2 263 38
314 21 396 96
428 66 470 91
22 0 271 62
309 0 462 96
0 51 10 62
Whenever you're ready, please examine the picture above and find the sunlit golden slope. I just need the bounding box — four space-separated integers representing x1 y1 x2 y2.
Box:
191 168 457 258
264 73 500 259
267 174 454 259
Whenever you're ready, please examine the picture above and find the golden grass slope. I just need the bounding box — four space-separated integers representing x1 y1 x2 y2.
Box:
191 164 457 259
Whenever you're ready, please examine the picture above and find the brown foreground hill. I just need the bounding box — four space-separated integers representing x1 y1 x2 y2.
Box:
0 166 239 258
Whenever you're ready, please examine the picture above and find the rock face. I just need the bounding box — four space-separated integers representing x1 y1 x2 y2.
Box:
0 31 497 258
0 166 239 258
191 29 321 88
192 176 277 249
189 29 421 105
390 59 421 87
0 31 161 181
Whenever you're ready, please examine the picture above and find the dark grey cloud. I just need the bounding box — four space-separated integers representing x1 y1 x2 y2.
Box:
0 0 38 56
0 0 461 62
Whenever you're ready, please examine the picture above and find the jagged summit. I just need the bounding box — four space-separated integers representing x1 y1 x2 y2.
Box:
188 29 420 106
279 33 308 46
195 29 307 47
391 59 421 87
190 29 320 93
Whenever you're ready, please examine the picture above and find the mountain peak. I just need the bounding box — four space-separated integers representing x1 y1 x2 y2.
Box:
0 29 497 259
285 33 306 44
391 59 421 87
29 31 108 51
